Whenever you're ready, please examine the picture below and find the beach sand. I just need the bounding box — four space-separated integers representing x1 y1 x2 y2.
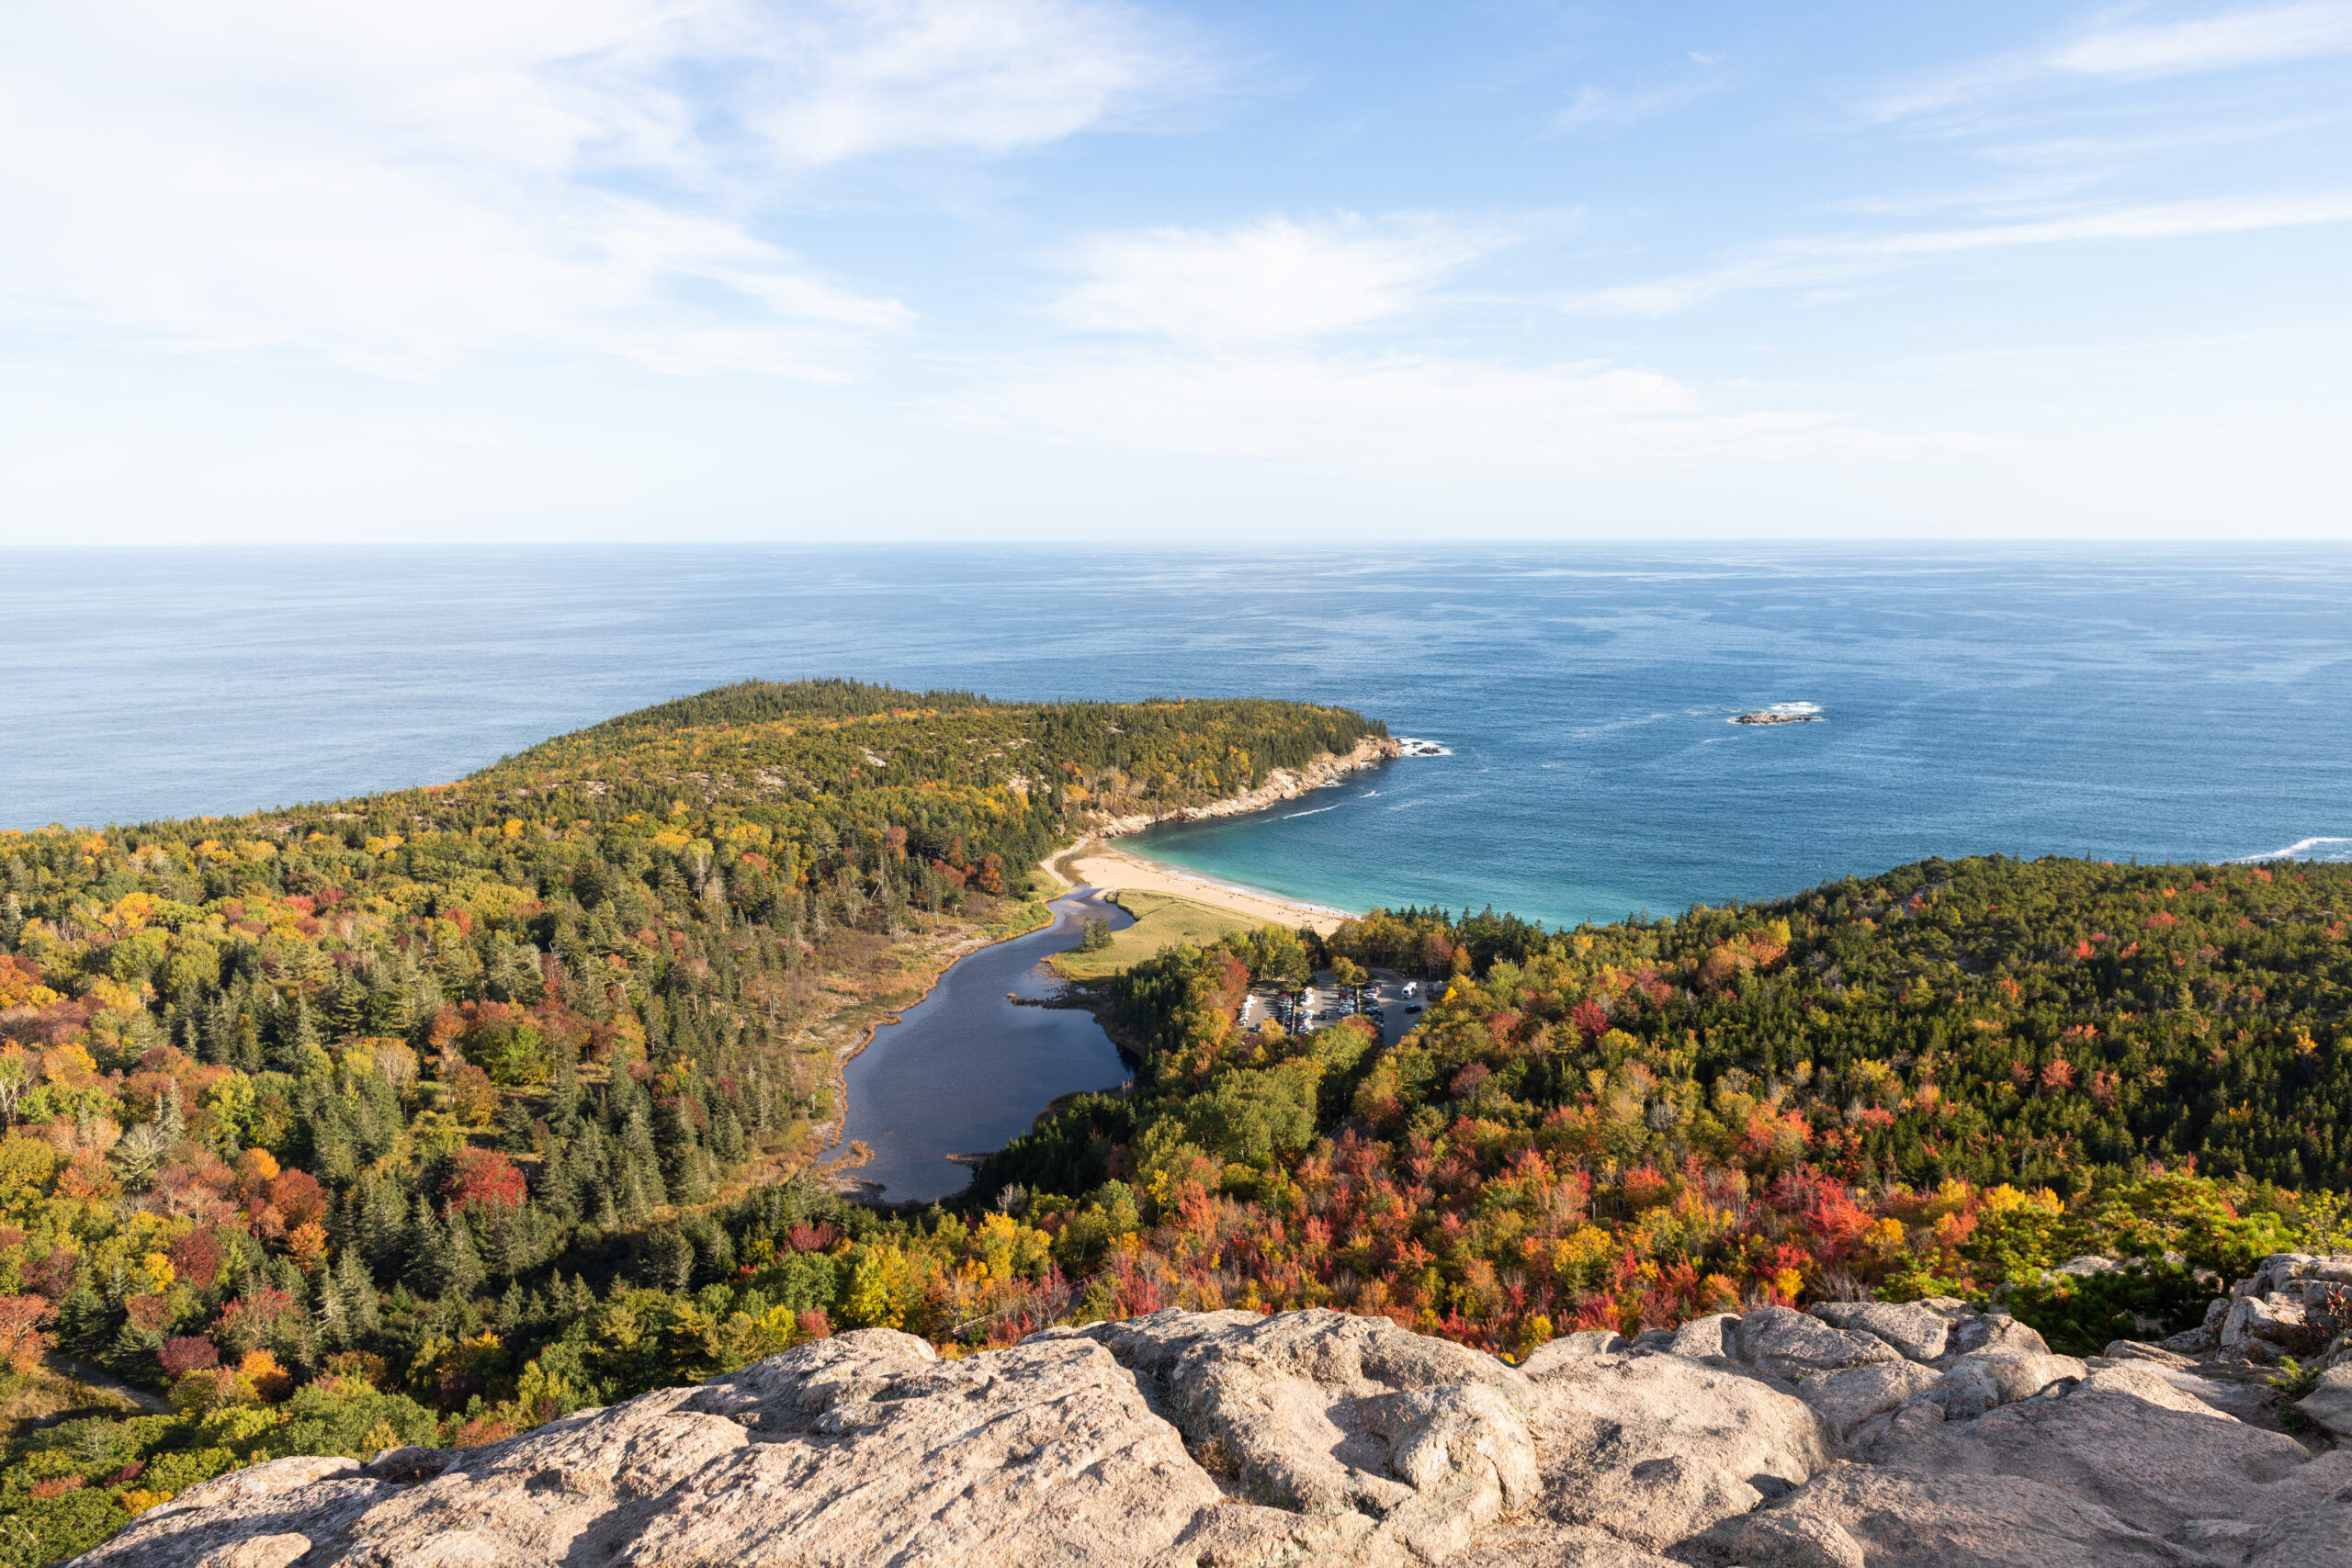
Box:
1054 840 1354 935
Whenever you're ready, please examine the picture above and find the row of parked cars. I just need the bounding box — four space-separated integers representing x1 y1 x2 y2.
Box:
1255 978 1421 1032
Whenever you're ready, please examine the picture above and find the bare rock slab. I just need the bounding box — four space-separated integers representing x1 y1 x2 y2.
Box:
1711 1463 2217 1568
62 1308 2352 1568
1517 1347 1834 1550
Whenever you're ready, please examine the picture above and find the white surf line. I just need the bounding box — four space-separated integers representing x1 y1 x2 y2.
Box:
2232 836 2352 862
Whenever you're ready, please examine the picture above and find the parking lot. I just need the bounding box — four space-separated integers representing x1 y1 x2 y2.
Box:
1239 967 1424 1048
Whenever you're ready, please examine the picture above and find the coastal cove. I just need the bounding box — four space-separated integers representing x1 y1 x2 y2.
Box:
832 739 1399 1206
13 548 2346 934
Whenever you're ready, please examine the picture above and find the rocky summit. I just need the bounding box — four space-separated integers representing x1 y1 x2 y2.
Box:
79 1260 2352 1568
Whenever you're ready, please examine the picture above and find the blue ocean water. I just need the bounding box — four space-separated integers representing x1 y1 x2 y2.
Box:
5 547 2348 930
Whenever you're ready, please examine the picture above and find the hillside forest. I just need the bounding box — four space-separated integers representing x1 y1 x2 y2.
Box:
0 682 1382 1563
973 854 2351 1365
2 684 2347 1564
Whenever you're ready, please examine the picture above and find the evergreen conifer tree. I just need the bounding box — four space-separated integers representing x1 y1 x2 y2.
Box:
319 1270 350 1348
267 995 319 1072
231 1010 263 1073
440 1209 485 1302
403 1196 445 1297
334 1246 381 1338
619 1161 652 1228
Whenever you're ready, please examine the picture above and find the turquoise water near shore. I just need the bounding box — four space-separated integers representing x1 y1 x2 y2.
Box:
6 547 2350 931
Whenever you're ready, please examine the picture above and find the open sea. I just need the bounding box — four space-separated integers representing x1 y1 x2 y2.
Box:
6 547 2350 930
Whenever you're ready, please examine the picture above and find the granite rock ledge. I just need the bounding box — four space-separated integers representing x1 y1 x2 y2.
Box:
74 1284 2351 1568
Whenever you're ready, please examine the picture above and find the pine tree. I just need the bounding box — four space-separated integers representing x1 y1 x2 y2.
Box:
356 1174 408 1280
623 1108 668 1207
319 1270 351 1349
334 1245 380 1349
440 1210 485 1302
620 1160 653 1228
324 976 368 1041
713 1110 745 1164
263 992 311 1072
403 1196 445 1298
231 1010 264 1074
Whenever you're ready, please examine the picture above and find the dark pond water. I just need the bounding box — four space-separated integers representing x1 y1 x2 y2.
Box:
839 888 1134 1203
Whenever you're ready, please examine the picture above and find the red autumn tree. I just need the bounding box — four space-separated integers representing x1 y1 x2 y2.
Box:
169 1228 225 1290
158 1335 219 1380
0 1294 54 1374
443 1146 526 1213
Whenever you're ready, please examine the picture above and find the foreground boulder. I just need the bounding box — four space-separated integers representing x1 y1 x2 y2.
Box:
74 1295 2348 1568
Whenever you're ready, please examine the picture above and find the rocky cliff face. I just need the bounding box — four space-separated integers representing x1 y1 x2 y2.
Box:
81 1262 2352 1568
1083 735 1401 839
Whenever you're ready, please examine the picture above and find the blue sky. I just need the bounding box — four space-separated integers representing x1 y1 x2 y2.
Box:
3 1 2347 542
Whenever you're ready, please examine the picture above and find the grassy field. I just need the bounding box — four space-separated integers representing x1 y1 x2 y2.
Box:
1049 889 1261 980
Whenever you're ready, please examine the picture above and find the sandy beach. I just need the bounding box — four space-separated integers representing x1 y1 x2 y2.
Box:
1054 839 1355 935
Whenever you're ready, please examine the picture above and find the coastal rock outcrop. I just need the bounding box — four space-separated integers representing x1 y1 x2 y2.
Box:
76 1279 2352 1568
1084 734 1401 839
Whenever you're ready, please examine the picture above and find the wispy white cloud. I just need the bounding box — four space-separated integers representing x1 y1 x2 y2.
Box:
1573 191 2352 316
1980 107 2352 168
1866 3 2352 120
738 0 1210 163
1555 78 1724 132
944 347 1945 479
1554 57 1732 133
1048 215 1506 343
0 0 1204 376
2049 2 2352 76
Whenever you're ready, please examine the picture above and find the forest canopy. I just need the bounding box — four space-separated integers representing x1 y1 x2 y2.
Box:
1 683 2344 1563
0 681 1382 1563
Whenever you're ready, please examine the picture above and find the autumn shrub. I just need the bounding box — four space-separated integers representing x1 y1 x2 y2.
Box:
156 1337 218 1381
237 1350 294 1403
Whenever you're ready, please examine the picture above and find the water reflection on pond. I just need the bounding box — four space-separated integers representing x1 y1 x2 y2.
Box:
838 888 1132 1203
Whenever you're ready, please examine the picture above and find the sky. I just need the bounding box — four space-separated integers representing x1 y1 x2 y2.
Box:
2 1 2348 544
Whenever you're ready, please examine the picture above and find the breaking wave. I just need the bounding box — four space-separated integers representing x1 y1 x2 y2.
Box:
2233 836 2352 863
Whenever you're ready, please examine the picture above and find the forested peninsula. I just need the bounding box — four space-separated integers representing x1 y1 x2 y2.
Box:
2 681 2347 1564
0 681 1383 1562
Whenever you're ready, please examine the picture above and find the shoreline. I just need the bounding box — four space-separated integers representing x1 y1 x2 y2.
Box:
818 737 1393 1190
795 897 1062 1185
1064 840 1356 935
1046 732 1395 936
